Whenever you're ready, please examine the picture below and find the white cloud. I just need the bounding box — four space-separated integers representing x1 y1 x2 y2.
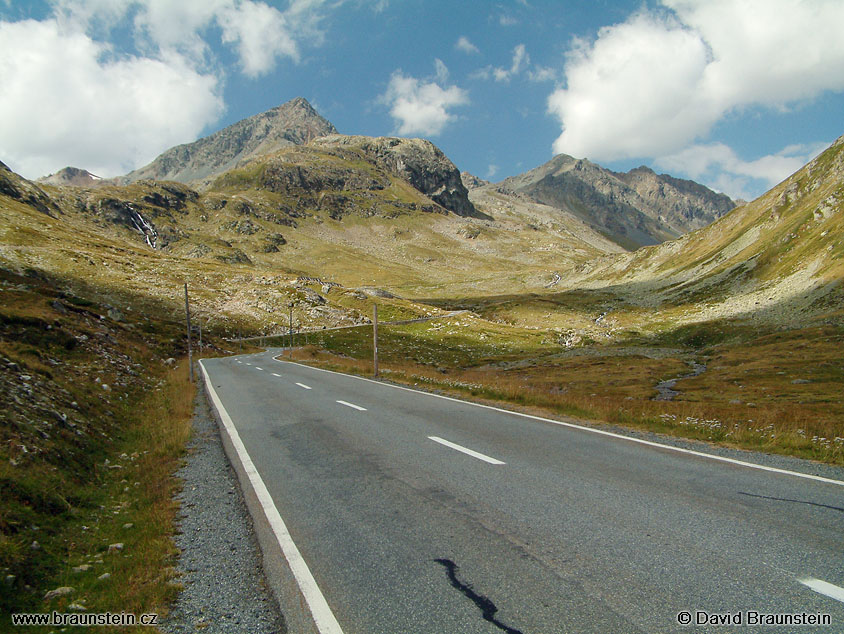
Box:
0 0 336 178
359 0 389 12
655 142 827 200
528 65 556 82
666 0 844 108
548 0 844 163
493 43 529 82
434 58 449 83
52 0 329 76
380 65 469 137
469 66 492 81
486 164 498 179
455 36 479 55
0 18 223 178
548 12 712 160
218 1 298 76
471 43 531 83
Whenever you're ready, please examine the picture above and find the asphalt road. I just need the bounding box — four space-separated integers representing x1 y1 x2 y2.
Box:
200 349 844 633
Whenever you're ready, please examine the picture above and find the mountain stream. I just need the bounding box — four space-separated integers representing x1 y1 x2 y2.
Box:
653 361 707 401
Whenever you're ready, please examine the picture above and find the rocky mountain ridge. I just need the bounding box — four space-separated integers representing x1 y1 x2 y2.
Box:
31 98 735 249
493 154 735 249
615 165 736 233
1 160 59 216
1 130 842 337
118 97 337 186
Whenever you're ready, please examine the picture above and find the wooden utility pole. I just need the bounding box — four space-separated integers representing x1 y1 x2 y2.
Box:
288 303 293 359
184 283 193 382
373 304 379 377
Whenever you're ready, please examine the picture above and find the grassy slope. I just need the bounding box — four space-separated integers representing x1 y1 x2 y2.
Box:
1 177 452 340
0 265 196 628
576 135 844 325
38 145 619 299
426 137 844 342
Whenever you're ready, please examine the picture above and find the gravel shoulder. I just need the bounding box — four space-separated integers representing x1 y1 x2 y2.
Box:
161 377 285 634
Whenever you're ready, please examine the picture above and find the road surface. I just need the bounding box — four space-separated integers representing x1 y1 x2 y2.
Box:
199 349 844 633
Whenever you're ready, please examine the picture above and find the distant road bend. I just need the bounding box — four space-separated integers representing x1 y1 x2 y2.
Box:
229 310 467 342
199 349 844 633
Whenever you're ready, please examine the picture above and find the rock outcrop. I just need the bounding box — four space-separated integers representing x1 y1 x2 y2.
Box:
311 135 487 219
461 172 490 190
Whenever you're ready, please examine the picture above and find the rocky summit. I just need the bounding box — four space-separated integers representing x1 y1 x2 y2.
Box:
118 97 337 187
494 154 735 249
38 167 105 188
310 135 486 219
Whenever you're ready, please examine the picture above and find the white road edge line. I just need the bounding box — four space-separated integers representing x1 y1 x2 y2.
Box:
336 400 366 411
429 436 505 465
296 383 312 390
799 578 844 604
271 357 844 488
198 360 344 634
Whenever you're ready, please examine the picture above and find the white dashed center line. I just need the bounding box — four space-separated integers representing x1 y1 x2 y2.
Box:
255 367 263 371
799 578 844 604
428 436 506 465
272 373 281 377
336 400 366 411
296 383 312 390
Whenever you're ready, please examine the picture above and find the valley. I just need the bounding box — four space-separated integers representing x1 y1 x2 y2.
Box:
3 100 842 466
1 97 842 627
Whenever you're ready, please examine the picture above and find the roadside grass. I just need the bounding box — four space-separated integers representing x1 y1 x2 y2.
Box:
43 360 194 628
284 319 844 466
276 314 559 368
0 269 196 632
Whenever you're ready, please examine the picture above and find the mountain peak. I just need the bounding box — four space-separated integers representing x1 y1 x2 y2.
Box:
497 154 735 248
629 165 655 175
38 166 104 187
119 97 337 187
284 96 316 111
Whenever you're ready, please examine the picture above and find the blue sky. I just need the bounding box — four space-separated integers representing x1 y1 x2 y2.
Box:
2 1 844 201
